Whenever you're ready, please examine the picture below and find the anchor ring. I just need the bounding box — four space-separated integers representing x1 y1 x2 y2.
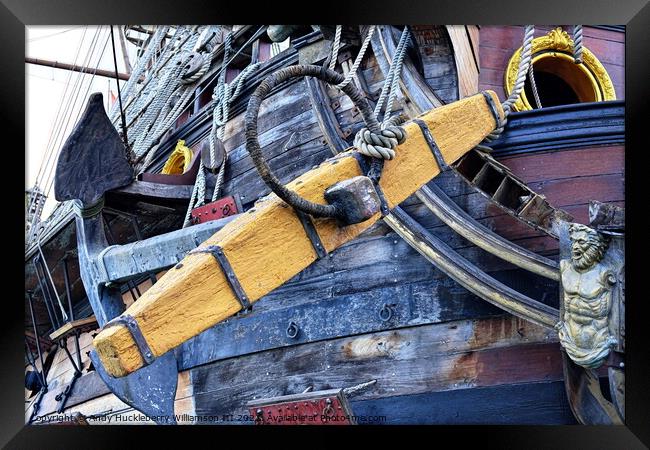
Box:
378 304 393 322
322 398 334 417
286 321 299 339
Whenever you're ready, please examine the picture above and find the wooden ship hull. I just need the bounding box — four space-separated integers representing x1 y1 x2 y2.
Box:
24 25 624 424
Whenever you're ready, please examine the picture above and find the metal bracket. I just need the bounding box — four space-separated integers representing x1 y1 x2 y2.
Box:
294 209 328 259
412 119 449 172
373 182 391 217
481 91 503 129
189 245 251 309
104 314 156 366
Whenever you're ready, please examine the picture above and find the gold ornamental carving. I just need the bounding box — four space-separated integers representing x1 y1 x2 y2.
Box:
505 28 616 111
161 140 194 175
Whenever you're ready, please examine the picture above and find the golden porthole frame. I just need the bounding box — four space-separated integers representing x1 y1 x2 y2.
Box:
504 28 616 112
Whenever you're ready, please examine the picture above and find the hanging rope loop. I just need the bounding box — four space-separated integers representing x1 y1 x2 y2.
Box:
245 64 381 219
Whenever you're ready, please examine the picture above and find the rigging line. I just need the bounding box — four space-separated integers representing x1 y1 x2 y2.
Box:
43 30 110 197
41 28 106 197
28 27 80 42
38 27 99 180
27 26 92 218
39 28 103 199
32 26 88 186
110 25 129 151
70 32 112 127
27 72 77 85
36 26 101 191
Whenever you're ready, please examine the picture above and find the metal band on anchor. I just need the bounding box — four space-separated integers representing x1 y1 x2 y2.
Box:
294 209 328 259
480 91 503 129
412 119 449 172
373 182 391 217
189 245 251 309
105 314 156 366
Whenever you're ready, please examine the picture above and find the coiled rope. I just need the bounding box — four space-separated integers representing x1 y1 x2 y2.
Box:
353 26 410 161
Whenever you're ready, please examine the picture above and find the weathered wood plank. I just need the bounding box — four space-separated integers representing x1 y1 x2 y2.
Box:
467 25 480 70
409 25 459 104
189 317 561 419
112 181 194 199
350 380 576 424
497 145 624 183
177 279 509 370
220 142 333 207
93 92 504 377
447 25 479 98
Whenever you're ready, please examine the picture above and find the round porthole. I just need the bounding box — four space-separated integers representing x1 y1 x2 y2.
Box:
504 28 616 111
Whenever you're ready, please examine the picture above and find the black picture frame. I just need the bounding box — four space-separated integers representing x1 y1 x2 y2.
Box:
5 0 649 447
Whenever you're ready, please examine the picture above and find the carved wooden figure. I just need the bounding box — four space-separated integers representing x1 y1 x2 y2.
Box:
556 224 619 369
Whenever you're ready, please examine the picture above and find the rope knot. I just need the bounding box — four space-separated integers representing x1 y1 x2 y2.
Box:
354 123 407 160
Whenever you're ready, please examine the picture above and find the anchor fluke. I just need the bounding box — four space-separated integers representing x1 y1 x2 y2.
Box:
54 92 134 207
89 349 178 425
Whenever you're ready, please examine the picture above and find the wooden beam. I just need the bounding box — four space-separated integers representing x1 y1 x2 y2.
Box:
446 25 480 98
93 92 504 377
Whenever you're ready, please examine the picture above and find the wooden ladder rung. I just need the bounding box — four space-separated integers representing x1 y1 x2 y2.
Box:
49 316 98 341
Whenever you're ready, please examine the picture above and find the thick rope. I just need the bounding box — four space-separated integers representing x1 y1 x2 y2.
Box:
503 25 535 116
353 115 406 160
528 63 542 109
328 25 342 70
118 28 194 128
353 26 410 161
183 35 263 226
342 379 377 397
573 25 583 64
336 25 376 90
109 26 169 121
210 63 261 203
478 24 535 151
374 26 411 122
245 64 383 219
133 30 211 169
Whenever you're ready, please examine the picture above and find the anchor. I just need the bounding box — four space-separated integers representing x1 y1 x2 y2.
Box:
54 93 178 424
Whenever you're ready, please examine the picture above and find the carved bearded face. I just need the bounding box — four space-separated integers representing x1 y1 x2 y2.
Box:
569 224 609 271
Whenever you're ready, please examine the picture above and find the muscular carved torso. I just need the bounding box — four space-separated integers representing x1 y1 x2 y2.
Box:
558 259 617 368
560 260 614 347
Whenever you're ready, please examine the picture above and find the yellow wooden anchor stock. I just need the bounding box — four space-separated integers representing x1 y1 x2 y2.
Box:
93 92 504 377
